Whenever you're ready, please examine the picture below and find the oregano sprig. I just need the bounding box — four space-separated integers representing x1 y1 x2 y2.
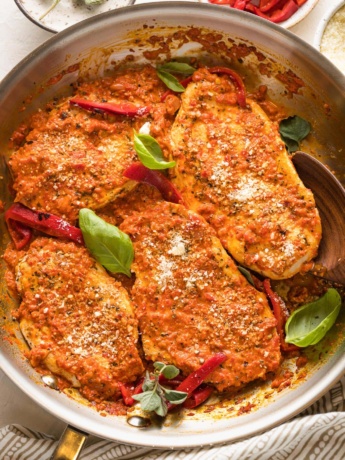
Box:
133 362 187 416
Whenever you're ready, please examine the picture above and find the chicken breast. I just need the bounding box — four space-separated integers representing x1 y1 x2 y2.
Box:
9 65 175 224
170 68 322 279
120 201 281 392
14 237 144 403
9 98 138 223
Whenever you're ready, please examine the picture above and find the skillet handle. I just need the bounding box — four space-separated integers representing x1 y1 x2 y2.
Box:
50 425 88 460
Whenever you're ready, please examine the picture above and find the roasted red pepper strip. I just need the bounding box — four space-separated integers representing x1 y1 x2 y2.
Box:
252 0 298 23
263 279 299 352
259 0 281 12
6 219 33 250
175 352 227 396
209 0 236 4
119 379 144 406
208 67 246 108
159 374 184 388
183 385 214 409
233 0 251 10
123 162 185 205
5 203 84 246
69 98 150 117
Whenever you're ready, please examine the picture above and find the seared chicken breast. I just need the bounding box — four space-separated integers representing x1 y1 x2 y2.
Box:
9 65 176 223
14 237 144 403
170 68 321 279
120 201 281 392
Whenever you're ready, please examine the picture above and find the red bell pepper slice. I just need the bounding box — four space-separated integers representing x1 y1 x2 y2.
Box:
123 162 185 205
263 279 299 352
233 0 251 10
5 203 84 247
209 0 235 4
119 379 144 406
159 374 184 388
69 98 150 117
208 67 246 108
252 0 299 23
6 219 33 250
183 385 214 409
175 352 227 396
259 0 281 12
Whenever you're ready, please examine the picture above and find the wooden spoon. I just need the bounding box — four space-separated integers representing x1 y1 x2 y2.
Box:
292 151 345 284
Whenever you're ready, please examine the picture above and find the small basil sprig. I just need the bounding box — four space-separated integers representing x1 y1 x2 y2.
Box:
134 132 175 170
133 362 187 417
79 208 133 277
285 288 341 347
279 115 311 153
156 62 195 92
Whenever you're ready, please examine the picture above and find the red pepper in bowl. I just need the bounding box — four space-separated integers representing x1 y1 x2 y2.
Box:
207 0 306 24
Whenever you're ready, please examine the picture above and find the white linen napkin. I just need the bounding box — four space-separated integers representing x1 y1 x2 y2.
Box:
1 375 344 460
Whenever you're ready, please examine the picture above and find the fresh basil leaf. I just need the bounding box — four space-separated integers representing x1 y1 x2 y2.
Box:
285 288 341 347
156 69 186 93
279 116 311 153
161 364 180 380
238 266 255 287
163 389 188 404
134 132 176 170
79 208 133 277
158 62 195 75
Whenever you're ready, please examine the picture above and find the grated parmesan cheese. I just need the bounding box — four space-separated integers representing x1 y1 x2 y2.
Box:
321 5 345 75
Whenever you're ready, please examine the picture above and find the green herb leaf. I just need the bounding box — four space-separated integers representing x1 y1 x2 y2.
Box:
132 361 187 416
155 399 168 417
79 208 133 277
161 364 180 380
238 266 255 287
134 132 175 170
158 62 195 75
279 116 311 153
285 288 341 347
142 377 155 392
153 362 166 372
156 69 186 93
133 391 162 412
163 389 188 404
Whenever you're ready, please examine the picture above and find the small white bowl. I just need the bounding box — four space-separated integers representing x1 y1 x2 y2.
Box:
14 0 135 33
198 0 319 29
313 0 345 74
313 0 345 47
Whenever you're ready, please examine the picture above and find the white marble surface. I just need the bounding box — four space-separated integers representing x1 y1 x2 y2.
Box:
0 0 343 440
